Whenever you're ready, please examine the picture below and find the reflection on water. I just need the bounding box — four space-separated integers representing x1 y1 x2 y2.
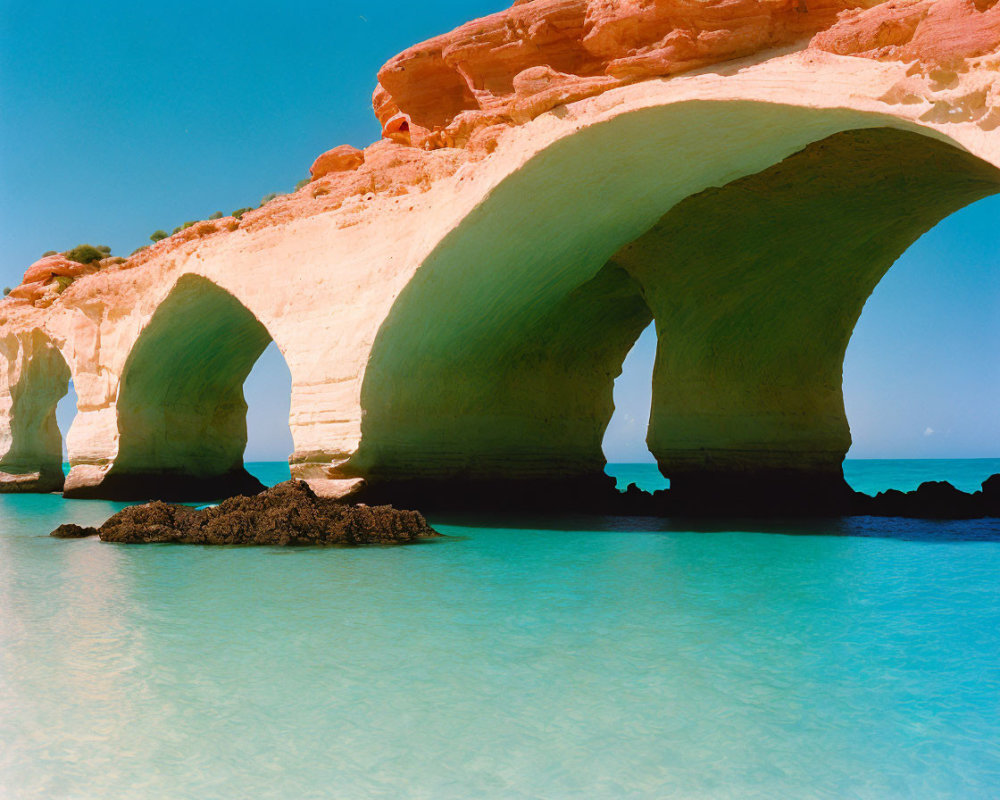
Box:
0 465 998 798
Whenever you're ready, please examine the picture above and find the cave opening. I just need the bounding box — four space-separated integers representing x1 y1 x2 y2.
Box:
55 378 77 465
242 340 294 487
601 322 667 493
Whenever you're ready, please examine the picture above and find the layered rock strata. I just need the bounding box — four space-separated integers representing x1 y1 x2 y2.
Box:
1 0 999 504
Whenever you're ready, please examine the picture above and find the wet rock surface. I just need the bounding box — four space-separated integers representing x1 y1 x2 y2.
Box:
50 523 99 539
54 481 440 546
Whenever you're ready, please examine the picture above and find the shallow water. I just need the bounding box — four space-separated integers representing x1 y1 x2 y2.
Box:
2 461 999 798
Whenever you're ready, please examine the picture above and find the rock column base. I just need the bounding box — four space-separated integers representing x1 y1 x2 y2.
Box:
63 467 266 502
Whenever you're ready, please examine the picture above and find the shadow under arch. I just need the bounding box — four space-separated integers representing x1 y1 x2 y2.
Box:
0 329 72 492
351 99 1000 510
67 274 278 500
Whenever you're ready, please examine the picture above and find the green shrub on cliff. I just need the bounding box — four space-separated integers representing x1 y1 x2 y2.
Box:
150 230 168 243
3 287 10 296
295 178 310 191
209 211 223 220
171 221 198 235
231 207 252 220
64 244 107 264
42 250 57 257
259 193 278 207
53 276 74 293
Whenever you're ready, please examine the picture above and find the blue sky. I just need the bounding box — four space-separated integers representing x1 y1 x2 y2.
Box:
3 0 996 462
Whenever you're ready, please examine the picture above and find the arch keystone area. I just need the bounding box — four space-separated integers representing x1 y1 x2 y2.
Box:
1 0 999 504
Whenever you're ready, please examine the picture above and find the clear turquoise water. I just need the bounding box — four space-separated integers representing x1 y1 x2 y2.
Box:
2 461 999 798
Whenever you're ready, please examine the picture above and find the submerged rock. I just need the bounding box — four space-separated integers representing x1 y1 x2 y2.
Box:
50 523 99 539
56 481 440 546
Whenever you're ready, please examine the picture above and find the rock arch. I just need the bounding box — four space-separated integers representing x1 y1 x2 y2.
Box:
351 106 1000 506
0 330 72 492
352 261 653 504
2 7 999 505
64 275 275 500
615 127 1000 504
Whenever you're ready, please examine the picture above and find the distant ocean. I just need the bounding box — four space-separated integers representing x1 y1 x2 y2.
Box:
3 459 998 798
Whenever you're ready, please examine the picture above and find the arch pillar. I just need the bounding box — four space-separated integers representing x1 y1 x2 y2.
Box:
613 129 1000 505
0 329 71 492
349 262 653 505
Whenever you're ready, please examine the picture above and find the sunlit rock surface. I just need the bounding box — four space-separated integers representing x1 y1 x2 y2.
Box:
2 0 1000 505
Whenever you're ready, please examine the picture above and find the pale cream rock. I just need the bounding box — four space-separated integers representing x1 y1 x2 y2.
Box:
0 0 998 499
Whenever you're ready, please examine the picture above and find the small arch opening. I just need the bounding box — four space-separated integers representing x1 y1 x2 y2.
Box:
55 378 78 466
602 323 668 493
843 194 1000 494
243 341 294 488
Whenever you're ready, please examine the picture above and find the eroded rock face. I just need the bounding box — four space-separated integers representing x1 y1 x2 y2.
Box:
90 480 440 545
374 0 872 146
3 0 1000 503
9 254 104 307
812 0 1000 65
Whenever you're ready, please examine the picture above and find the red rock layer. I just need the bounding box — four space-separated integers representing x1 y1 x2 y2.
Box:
374 0 874 147
8 255 104 305
812 0 1000 66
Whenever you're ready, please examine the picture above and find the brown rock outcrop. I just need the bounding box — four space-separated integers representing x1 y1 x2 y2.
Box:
87 480 441 545
50 523 99 538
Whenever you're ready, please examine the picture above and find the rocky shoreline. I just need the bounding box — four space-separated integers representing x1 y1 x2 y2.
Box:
51 474 1000 545
351 473 1000 519
613 474 1000 519
51 480 440 546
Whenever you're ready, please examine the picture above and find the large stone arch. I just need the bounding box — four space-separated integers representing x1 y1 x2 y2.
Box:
615 127 1000 504
64 274 278 500
350 101 1000 505
0 329 72 493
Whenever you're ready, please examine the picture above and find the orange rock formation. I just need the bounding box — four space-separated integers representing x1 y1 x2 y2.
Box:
812 0 1000 65
375 0 873 148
